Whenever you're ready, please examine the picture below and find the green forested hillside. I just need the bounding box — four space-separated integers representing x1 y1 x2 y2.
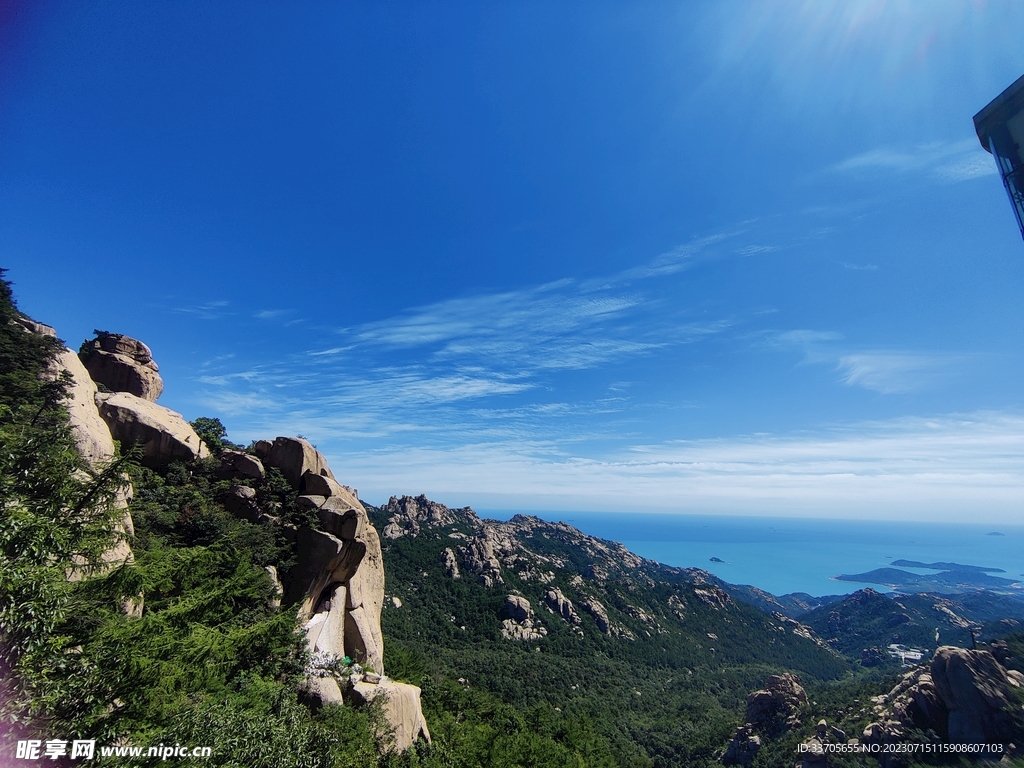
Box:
366 501 874 767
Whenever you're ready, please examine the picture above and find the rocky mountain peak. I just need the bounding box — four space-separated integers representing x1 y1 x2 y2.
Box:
381 494 478 539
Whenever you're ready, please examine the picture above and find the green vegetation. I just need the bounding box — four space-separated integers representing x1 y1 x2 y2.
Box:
366 503 865 767
0 274 383 766
4 270 1022 767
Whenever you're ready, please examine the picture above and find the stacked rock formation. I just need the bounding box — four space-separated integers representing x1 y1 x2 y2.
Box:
722 674 809 766
24 322 430 752
70 331 211 468
500 595 547 641
12 323 147 607
248 437 430 752
79 331 164 401
862 645 1024 751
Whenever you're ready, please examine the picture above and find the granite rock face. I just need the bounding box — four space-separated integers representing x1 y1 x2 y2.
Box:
744 673 808 735
348 680 431 753
14 316 57 337
441 547 460 580
262 436 336 488
500 595 547 641
275 447 427 752
79 331 164 401
23 320 136 602
721 725 761 767
580 597 612 634
862 645 1023 751
96 391 210 467
543 587 581 625
54 348 117 468
723 673 809 766
930 646 1016 744
217 449 265 481
381 494 464 539
462 531 505 588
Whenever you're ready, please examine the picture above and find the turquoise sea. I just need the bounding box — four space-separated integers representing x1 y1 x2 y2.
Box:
479 511 1024 599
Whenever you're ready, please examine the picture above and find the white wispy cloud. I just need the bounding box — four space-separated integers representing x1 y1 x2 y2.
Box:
333 411 1024 523
735 244 780 256
836 352 955 394
768 330 960 393
172 300 231 320
834 139 997 184
842 262 877 271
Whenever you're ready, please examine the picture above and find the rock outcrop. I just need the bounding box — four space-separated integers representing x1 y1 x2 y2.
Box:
692 585 733 611
348 680 431 752
580 596 612 634
543 587 580 625
54 348 117 469
217 449 265 481
96 391 210 467
794 720 845 768
79 331 163 401
745 673 808 735
862 645 1024 750
381 494 465 539
500 595 547 641
462 531 505 587
441 548 460 579
721 725 761 768
268 449 430 752
14 316 57 337
931 645 1019 744
723 673 809 766
260 436 335 488
22 321 137 602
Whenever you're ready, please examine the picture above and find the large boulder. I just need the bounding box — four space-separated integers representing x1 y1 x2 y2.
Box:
262 437 336 488
349 680 432 753
744 673 808 735
96 392 210 467
217 449 265 481
221 485 261 523
504 595 534 623
930 646 1015 744
79 331 163 402
300 471 358 506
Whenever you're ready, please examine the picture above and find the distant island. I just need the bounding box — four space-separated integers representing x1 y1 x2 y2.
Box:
987 531 1005 536
709 557 725 563
890 559 1005 574
836 564 1020 593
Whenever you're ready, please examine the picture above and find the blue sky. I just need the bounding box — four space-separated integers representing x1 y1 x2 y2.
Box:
3 2 1024 521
